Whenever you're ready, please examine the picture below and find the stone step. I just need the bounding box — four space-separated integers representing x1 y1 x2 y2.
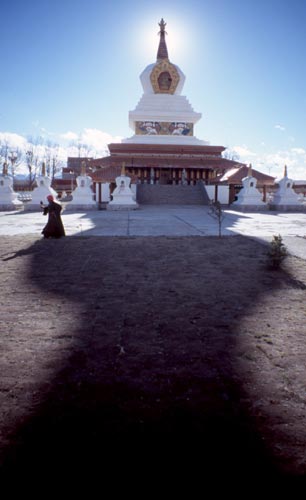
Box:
136 183 210 205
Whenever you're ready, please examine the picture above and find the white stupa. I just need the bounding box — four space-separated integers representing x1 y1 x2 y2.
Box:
233 164 267 209
269 165 302 209
65 161 96 210
0 163 23 211
123 18 207 147
107 163 139 210
24 163 58 211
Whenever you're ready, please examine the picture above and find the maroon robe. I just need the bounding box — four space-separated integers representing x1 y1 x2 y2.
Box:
41 201 65 238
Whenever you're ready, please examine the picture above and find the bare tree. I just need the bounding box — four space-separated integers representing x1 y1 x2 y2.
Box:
208 200 226 238
0 137 10 168
78 141 92 158
222 149 240 161
26 136 44 188
69 134 94 159
44 140 52 177
0 138 22 179
8 148 23 178
50 146 62 181
25 148 35 188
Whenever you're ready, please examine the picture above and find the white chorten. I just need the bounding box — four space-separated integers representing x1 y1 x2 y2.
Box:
65 161 96 210
0 163 23 211
123 18 207 146
107 163 139 210
270 165 302 207
233 164 266 207
25 162 58 211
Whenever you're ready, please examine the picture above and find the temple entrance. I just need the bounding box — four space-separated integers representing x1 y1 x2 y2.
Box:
159 169 171 185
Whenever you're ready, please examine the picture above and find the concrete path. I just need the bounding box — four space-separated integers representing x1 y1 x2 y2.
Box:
1 205 306 259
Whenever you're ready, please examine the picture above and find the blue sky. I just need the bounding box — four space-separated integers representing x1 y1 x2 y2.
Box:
1 0 306 178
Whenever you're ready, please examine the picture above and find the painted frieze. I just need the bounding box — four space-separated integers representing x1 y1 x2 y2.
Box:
136 121 193 136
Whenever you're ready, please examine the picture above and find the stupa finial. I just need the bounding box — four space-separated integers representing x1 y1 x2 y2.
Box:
157 18 169 60
284 164 288 177
121 161 126 176
81 160 86 176
248 163 252 177
159 18 167 33
2 162 8 175
41 161 46 176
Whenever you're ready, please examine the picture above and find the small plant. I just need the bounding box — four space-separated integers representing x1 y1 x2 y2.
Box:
208 200 225 237
267 234 288 269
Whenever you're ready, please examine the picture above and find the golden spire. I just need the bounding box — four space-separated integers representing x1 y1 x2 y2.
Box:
157 18 169 60
41 162 46 176
121 162 126 176
284 164 288 177
247 163 252 177
81 161 86 176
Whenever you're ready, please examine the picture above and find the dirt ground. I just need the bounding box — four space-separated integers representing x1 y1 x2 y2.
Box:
0 234 306 482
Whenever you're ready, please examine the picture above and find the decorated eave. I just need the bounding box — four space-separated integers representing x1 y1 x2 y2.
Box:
88 142 247 176
89 143 244 170
89 154 245 171
107 143 226 156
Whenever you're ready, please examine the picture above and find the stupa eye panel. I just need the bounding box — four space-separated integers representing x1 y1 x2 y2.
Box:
150 60 180 94
158 71 172 91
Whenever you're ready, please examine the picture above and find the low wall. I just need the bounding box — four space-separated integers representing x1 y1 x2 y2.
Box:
204 185 229 204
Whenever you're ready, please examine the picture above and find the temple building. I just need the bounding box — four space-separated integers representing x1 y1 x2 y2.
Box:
50 18 283 206
88 18 252 205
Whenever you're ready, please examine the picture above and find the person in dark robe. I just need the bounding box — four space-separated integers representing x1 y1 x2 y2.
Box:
40 195 65 238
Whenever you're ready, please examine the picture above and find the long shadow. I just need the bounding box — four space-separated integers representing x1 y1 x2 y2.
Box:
0 233 305 483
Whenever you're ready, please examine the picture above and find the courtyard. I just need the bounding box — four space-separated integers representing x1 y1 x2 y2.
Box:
0 206 306 480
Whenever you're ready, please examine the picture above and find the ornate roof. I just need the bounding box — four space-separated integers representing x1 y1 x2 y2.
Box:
220 165 276 185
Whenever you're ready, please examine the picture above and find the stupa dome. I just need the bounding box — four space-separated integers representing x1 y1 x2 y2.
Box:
139 19 186 95
140 62 185 95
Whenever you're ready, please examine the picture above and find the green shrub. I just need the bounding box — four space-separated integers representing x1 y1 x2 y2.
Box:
268 234 288 269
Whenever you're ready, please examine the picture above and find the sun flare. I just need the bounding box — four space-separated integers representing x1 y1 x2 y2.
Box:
132 16 190 64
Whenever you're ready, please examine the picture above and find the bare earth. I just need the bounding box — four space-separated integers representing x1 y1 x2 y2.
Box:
0 234 306 481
